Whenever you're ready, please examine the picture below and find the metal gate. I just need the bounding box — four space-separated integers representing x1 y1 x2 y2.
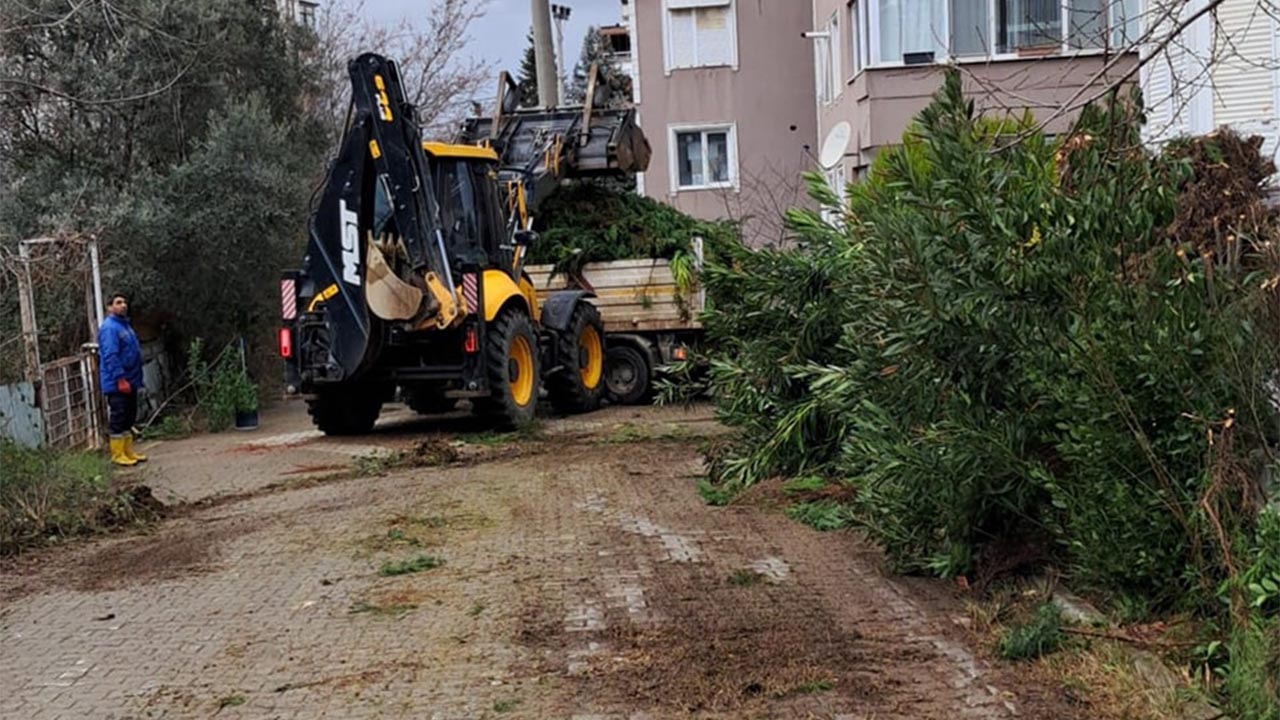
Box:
39 353 102 451
6 235 107 451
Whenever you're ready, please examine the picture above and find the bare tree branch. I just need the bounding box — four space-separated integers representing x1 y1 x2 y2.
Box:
310 0 493 139
0 60 194 106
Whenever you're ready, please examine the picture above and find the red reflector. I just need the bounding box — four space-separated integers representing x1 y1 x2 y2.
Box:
281 279 297 320
278 327 293 359
464 327 478 354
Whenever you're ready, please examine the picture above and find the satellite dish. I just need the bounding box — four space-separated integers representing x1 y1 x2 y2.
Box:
820 121 852 169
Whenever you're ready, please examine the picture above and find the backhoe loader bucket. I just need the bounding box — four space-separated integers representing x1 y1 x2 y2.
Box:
458 107 651 178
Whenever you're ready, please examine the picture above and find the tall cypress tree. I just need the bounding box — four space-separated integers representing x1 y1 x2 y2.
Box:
568 26 632 108
516 29 539 108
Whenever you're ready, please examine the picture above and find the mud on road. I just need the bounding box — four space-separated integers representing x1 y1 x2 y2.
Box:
0 404 1083 719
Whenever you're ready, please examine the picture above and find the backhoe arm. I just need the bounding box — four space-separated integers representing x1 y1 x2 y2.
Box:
299 53 458 382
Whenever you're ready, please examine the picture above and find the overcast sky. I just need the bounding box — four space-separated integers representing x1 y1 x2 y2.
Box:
340 0 623 79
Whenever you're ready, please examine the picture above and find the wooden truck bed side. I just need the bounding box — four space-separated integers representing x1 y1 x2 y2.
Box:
525 256 703 334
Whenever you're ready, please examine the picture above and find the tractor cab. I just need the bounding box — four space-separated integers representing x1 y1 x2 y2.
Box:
420 143 514 276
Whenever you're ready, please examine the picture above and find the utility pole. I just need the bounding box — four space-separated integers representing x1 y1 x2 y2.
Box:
530 0 558 109
551 4 572 106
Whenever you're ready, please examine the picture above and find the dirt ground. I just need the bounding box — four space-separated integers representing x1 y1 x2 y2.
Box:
0 402 1087 719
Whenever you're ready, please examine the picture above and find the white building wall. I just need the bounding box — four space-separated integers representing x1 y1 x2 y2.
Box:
1143 0 1279 158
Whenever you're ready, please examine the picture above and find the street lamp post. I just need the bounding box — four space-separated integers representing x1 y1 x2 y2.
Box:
551 4 572 105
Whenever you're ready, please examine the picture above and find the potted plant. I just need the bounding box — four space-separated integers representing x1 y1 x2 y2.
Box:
233 371 259 431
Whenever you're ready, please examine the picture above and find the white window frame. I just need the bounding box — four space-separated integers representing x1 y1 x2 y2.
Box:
862 0 1136 69
849 0 870 80
661 0 740 75
829 12 843 101
820 162 848 226
668 123 739 193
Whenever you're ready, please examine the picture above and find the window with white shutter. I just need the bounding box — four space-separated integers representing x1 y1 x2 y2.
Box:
665 0 737 70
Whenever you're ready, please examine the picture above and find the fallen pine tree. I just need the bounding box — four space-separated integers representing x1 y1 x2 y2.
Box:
528 181 739 294
693 71 1280 717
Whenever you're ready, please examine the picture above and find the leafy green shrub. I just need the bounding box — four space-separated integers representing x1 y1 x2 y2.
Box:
785 500 855 531
998 603 1064 660
186 339 258 431
699 70 1279 609
379 554 444 576
0 440 141 554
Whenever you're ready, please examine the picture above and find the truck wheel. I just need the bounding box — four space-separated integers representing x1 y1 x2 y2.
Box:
476 309 540 428
306 386 383 436
406 387 457 416
549 303 605 414
604 344 651 405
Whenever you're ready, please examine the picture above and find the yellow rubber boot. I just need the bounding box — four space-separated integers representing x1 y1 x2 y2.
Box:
124 435 147 463
109 437 138 467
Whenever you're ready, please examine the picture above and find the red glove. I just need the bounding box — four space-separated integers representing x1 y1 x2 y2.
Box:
116 378 132 394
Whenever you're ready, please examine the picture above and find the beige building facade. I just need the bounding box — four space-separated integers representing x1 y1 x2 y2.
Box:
626 0 1139 235
808 0 1139 190
629 0 819 244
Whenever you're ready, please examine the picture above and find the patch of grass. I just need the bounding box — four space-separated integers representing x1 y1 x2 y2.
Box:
353 440 461 477
1038 641 1212 720
492 698 521 713
216 694 246 709
1 440 152 555
468 602 486 617
385 528 422 547
378 554 444 576
781 476 827 495
463 431 516 448
785 500 854 531
999 603 1064 660
697 478 735 506
348 601 418 618
461 422 544 447
601 422 648 444
141 414 194 440
354 452 398 477
598 422 701 445
1223 618 1280 720
728 569 764 586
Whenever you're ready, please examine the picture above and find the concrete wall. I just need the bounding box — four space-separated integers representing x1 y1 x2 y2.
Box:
0 382 44 450
633 0 818 245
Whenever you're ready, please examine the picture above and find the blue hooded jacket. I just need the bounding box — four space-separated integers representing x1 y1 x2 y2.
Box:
97 314 144 394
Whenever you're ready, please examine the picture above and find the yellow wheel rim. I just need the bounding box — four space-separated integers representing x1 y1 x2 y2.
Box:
579 325 603 390
509 334 535 407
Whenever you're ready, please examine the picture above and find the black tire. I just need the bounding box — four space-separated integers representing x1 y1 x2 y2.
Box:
306 385 383 436
549 303 606 414
405 387 457 416
474 308 540 428
604 344 651 405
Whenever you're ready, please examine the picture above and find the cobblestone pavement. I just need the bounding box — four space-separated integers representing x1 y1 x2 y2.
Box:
0 404 1079 719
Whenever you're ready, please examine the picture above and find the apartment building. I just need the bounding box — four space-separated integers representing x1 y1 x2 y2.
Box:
627 0 819 242
808 0 1140 189
1141 0 1279 158
277 0 318 29
623 0 1148 235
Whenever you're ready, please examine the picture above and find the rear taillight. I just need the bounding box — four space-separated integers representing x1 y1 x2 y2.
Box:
464 327 478 354
279 327 293 359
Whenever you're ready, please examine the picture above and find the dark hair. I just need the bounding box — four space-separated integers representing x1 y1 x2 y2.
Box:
107 293 129 306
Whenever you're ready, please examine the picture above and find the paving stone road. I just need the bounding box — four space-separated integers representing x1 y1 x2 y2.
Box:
0 402 1081 719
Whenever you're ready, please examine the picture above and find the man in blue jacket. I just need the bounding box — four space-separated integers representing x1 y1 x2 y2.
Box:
97 293 147 466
